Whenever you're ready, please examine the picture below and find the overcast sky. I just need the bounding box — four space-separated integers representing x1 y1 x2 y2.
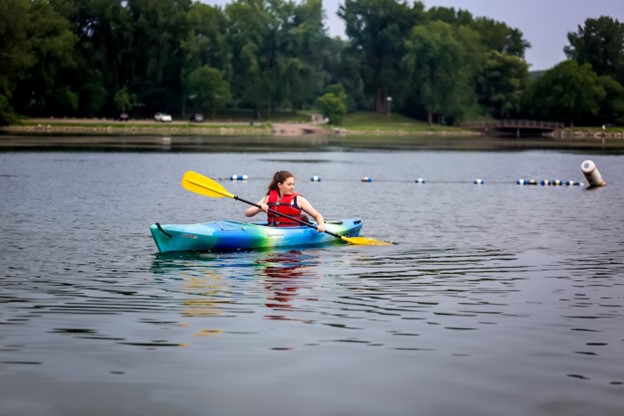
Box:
204 0 624 71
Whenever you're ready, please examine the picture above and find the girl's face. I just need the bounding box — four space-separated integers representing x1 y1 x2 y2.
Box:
278 177 295 196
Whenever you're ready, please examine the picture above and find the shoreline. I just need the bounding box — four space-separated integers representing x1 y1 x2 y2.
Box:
0 117 490 137
1 118 623 143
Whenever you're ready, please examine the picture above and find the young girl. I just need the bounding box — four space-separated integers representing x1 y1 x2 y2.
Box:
245 170 326 232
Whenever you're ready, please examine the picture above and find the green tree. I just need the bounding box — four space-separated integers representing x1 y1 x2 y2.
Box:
0 0 35 96
328 37 366 111
131 0 192 114
471 17 530 59
280 0 326 112
565 16 624 84
182 2 227 116
427 7 530 59
114 86 136 113
596 75 624 125
525 60 606 126
12 0 76 116
317 90 347 125
49 0 136 116
224 0 271 118
339 0 425 113
477 51 530 118
0 95 18 125
0 0 35 123
403 20 474 124
427 6 473 26
188 66 230 119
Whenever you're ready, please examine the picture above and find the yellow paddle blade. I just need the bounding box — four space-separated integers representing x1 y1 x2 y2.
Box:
182 171 234 199
341 235 393 246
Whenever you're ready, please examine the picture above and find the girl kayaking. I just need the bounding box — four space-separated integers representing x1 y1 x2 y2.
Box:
245 170 326 232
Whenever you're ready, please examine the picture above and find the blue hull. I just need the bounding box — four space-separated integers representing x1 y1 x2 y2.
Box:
150 219 363 253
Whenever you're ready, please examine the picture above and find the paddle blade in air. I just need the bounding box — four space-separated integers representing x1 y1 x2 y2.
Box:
181 171 234 199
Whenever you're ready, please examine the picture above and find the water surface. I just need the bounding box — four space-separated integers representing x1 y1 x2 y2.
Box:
1 139 623 416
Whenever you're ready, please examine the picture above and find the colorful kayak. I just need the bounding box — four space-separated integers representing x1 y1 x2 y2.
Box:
150 218 363 253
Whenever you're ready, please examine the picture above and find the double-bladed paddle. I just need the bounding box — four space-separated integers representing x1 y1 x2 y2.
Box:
181 171 391 246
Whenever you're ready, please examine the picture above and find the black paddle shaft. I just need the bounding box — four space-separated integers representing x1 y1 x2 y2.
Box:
234 195 343 239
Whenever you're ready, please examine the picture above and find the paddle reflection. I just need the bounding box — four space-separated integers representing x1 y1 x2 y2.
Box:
151 252 230 342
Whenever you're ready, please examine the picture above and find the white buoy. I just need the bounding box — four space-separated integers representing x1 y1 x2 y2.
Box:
361 177 373 182
230 174 248 181
310 175 321 182
581 160 606 187
474 179 484 185
415 178 426 184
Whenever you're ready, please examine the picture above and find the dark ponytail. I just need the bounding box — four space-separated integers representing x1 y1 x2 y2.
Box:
267 170 294 194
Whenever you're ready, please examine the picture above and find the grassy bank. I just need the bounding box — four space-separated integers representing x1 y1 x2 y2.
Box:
1 111 471 137
4 111 619 139
342 112 455 132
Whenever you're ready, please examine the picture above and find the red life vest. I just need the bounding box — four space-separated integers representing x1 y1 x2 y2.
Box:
267 190 302 226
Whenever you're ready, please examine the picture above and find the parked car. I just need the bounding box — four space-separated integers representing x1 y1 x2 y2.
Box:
189 113 204 123
154 112 172 122
117 112 129 121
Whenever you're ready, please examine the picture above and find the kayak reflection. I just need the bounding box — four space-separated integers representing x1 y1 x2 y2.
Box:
257 249 320 317
151 251 238 316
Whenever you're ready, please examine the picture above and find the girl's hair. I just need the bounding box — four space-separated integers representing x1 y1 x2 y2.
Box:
267 170 294 194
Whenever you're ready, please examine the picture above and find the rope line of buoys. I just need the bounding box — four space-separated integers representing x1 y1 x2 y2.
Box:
517 179 584 186
224 175 587 186
223 160 607 188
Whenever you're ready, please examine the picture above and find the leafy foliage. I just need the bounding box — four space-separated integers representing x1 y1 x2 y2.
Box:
317 84 347 124
525 60 606 126
188 65 230 119
0 0 621 127
477 51 530 118
565 16 624 84
317 92 347 125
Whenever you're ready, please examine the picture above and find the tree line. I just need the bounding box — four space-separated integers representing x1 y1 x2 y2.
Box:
1 0 623 126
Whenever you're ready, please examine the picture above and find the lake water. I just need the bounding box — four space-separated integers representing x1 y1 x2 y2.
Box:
1 136 623 416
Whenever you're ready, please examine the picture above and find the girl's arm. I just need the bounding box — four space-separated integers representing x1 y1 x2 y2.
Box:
298 196 325 232
245 195 269 217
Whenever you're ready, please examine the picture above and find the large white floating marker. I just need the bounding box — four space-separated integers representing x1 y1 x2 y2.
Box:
310 175 322 182
361 177 373 182
230 175 248 181
581 160 606 187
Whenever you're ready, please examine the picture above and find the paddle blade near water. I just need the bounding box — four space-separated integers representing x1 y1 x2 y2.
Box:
341 235 393 246
182 171 235 199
